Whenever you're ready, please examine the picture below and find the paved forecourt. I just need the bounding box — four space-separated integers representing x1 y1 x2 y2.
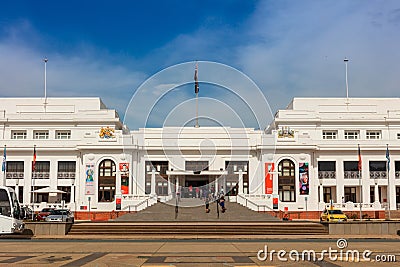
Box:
0 238 399 266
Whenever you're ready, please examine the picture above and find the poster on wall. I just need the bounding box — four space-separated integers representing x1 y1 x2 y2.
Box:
119 163 129 195
299 162 309 195
264 162 274 194
85 163 95 195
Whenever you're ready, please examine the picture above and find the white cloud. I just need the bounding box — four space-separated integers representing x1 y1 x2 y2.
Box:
236 1 400 111
0 21 146 118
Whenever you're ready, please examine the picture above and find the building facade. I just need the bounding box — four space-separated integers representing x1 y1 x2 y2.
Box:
1 97 399 218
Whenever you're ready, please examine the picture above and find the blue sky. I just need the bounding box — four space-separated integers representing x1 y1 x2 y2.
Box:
1 1 400 129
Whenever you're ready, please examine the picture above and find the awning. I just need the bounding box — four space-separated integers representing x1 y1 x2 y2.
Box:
166 170 228 176
31 187 66 194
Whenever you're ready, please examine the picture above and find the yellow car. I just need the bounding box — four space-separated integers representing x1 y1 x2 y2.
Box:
320 209 347 222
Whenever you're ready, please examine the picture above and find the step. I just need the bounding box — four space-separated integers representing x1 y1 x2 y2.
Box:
68 222 328 236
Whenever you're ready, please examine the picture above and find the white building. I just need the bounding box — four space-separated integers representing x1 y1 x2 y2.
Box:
1 97 399 218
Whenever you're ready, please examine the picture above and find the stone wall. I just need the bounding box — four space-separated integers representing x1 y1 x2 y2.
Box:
329 221 400 235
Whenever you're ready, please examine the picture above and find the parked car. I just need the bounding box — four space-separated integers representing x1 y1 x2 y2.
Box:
320 209 348 222
45 209 74 223
37 208 55 221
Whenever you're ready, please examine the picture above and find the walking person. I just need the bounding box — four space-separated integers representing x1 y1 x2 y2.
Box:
205 195 211 213
219 195 226 213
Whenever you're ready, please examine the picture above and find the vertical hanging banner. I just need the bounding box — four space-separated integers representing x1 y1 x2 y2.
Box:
264 162 274 194
299 162 309 195
119 163 129 195
85 163 95 195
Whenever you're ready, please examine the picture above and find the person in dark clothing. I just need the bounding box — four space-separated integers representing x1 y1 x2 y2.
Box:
205 195 211 213
219 195 226 212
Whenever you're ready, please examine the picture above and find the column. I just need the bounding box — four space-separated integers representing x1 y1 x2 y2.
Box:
167 177 173 196
238 169 244 195
151 168 156 196
175 176 179 196
374 184 379 203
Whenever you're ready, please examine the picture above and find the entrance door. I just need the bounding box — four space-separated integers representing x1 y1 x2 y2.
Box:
183 176 209 198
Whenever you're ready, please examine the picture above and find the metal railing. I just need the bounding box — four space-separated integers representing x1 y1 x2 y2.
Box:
122 195 158 212
344 171 360 179
369 171 387 179
236 194 274 213
318 171 336 179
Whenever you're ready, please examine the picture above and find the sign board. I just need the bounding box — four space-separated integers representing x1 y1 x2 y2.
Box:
116 197 121 210
273 197 279 210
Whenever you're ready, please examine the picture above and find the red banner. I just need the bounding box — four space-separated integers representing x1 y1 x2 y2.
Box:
119 163 129 195
265 162 274 194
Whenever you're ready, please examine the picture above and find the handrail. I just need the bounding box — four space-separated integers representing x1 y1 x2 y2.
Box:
122 195 157 212
236 194 274 212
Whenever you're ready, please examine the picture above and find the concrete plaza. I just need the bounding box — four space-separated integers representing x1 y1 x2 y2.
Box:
0 237 399 266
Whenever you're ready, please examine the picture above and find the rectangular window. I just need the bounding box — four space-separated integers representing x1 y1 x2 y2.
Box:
34 130 49 139
5 161 24 179
344 130 359 140
56 130 71 139
11 130 27 139
344 187 357 202
322 131 337 140
344 161 358 171
318 161 336 171
6 161 24 173
57 161 76 179
369 161 386 172
323 187 332 203
318 161 336 179
185 161 209 172
344 161 359 179
32 161 50 179
58 161 76 172
57 186 71 203
366 130 381 139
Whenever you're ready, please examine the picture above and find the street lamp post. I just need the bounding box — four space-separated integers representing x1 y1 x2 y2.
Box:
374 178 379 204
319 178 324 212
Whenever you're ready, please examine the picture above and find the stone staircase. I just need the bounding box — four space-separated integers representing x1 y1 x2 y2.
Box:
114 198 279 222
68 221 328 236
68 198 329 237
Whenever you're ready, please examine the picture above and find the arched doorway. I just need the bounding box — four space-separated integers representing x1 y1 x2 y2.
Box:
278 159 296 202
98 159 116 202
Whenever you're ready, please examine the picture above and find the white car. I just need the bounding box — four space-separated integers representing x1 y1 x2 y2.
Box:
45 209 74 223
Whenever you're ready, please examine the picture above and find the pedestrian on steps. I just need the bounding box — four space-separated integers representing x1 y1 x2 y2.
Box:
205 195 211 213
219 195 226 213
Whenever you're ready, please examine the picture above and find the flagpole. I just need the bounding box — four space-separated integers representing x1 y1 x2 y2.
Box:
194 62 199 128
31 145 36 220
195 92 199 128
43 57 48 105
387 144 391 220
344 58 349 102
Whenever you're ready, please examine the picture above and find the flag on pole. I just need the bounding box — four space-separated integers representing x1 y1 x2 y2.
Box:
1 146 5 172
194 63 199 94
32 146 36 172
358 144 362 172
386 144 390 171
